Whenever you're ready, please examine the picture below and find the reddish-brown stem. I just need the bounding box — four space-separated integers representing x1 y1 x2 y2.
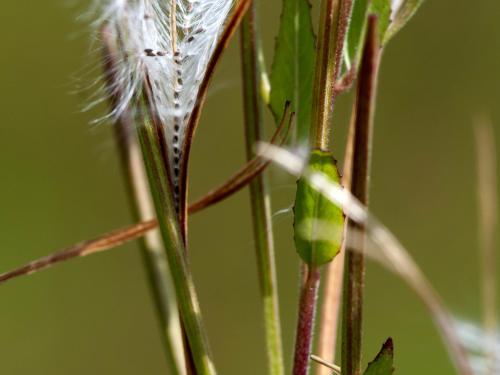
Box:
0 115 290 287
341 16 381 375
0 220 157 284
293 266 321 375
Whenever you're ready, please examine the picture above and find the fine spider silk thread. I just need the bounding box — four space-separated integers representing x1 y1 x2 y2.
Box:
96 0 234 208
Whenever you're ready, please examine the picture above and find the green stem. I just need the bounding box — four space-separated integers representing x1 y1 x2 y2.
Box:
341 16 381 375
310 0 353 150
240 5 285 375
290 1 353 373
100 30 184 375
113 115 185 375
137 118 216 375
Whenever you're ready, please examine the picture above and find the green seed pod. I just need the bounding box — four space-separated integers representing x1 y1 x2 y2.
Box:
294 150 345 266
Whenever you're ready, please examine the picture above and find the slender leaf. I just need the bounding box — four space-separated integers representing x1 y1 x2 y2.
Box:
345 0 423 69
345 0 390 70
269 0 316 143
294 150 344 266
384 0 425 43
363 338 395 375
371 0 392 42
345 0 370 69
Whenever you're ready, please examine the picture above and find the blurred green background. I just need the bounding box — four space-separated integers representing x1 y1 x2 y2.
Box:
1 1 499 374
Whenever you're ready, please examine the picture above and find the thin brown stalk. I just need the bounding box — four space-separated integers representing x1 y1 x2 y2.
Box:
0 118 290 287
474 117 497 375
341 16 380 375
293 265 321 375
0 220 157 285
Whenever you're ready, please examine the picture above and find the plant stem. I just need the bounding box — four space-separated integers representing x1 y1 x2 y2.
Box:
137 117 216 375
240 5 285 375
341 16 381 375
293 265 321 375
292 1 352 373
0 116 294 288
315 108 356 375
100 29 184 375
474 118 497 375
310 0 353 150
113 113 186 375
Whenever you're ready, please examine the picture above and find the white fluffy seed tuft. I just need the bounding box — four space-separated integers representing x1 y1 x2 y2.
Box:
94 0 234 197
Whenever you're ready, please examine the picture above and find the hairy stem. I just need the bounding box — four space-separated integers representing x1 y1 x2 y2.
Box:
240 4 285 375
293 265 321 375
293 1 352 373
310 0 353 150
341 16 381 375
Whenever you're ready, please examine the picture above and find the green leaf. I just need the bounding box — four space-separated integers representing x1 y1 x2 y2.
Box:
269 0 316 143
345 0 370 69
363 338 395 375
371 0 392 42
345 0 390 70
345 0 423 68
384 0 425 43
294 150 344 266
